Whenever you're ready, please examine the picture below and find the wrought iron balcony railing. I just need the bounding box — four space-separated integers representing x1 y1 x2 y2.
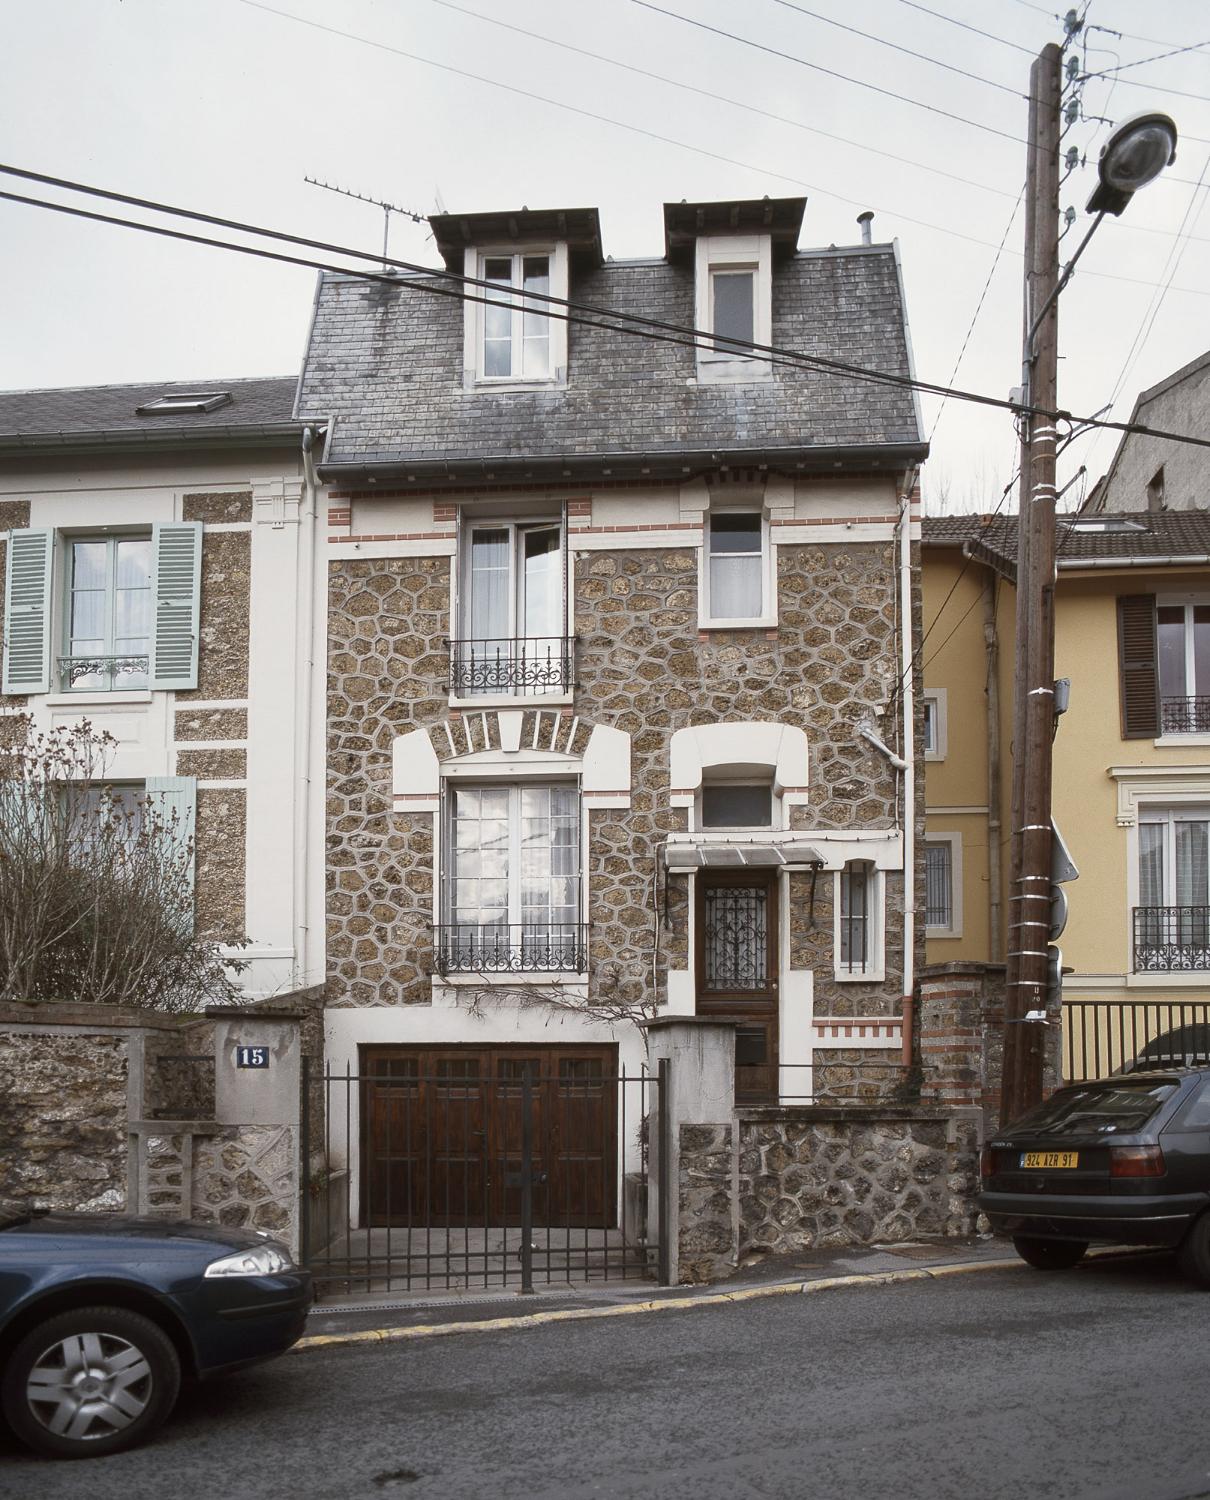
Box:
1161 697 1210 734
1133 905 1210 972
435 923 589 975
58 654 150 691
447 636 574 696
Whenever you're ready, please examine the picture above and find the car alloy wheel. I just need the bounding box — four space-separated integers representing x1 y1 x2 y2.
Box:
2 1306 180 1460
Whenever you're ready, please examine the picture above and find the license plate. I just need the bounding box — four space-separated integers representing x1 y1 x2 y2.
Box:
1020 1151 1078 1169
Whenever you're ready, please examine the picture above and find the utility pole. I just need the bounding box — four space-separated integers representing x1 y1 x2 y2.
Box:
1002 42 1063 1127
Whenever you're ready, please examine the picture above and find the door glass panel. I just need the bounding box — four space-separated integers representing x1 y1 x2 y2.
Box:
1194 606 1210 697
703 885 768 990
701 784 772 828
521 256 550 378
483 258 513 377
1139 821 1165 907
521 526 560 639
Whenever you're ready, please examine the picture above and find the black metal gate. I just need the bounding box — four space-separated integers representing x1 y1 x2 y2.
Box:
301 1051 667 1299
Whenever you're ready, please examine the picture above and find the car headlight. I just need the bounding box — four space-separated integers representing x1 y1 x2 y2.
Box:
204 1243 295 1278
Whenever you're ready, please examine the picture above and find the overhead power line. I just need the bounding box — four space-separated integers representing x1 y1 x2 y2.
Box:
763 0 1024 96
424 0 1021 203
631 1 1028 145
888 0 1038 56
4 162 1210 458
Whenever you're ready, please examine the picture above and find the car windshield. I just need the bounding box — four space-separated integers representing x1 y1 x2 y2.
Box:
1007 1083 1177 1138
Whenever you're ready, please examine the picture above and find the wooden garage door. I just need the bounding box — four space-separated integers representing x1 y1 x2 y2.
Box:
360 1045 618 1229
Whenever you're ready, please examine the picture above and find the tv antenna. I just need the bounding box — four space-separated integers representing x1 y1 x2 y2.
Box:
304 177 427 266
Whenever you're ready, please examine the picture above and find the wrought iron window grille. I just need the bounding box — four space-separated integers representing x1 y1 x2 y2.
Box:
58 654 151 691
447 636 575 696
1161 697 1210 734
435 923 589 975
1133 905 1210 972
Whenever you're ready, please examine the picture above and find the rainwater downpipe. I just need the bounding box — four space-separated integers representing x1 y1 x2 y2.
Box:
859 488 917 1066
294 424 322 987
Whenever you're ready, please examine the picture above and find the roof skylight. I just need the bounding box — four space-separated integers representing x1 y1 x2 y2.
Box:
135 392 232 416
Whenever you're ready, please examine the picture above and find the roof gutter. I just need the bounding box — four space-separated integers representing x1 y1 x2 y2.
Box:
317 440 930 488
1056 553 1210 570
0 422 307 459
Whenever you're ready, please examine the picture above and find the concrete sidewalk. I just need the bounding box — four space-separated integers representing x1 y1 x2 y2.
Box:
297 1234 1047 1352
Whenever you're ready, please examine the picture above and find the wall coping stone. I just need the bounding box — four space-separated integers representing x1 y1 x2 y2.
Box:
918 962 1007 979
0 1002 186 1032
737 1104 957 1124
129 1119 225 1134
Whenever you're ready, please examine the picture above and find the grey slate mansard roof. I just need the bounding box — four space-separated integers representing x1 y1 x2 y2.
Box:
0 376 302 455
295 243 927 484
923 510 1210 580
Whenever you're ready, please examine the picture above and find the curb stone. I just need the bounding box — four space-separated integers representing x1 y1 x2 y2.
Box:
292 1256 1031 1355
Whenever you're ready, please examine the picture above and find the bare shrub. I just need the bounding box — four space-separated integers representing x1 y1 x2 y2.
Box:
0 717 247 1011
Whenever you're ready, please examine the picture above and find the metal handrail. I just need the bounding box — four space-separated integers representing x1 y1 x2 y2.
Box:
1160 696 1210 734
1132 905 1210 972
58 653 150 690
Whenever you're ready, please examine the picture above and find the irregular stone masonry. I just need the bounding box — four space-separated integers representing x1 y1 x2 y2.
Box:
191 1124 297 1241
737 1110 980 1258
0 1030 128 1211
325 535 923 1020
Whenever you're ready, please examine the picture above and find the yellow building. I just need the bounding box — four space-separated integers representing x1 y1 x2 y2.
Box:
922 512 1210 1078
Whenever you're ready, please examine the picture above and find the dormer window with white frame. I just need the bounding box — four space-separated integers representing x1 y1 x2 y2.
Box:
465 244 569 388
694 234 772 384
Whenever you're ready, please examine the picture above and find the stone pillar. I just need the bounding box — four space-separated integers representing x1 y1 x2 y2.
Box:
644 1017 739 1285
918 962 1013 1133
190 1011 304 1250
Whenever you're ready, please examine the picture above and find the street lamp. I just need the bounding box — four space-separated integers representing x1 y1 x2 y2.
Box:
1086 111 1179 216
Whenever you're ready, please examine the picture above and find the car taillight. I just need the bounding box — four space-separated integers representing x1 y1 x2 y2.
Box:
1109 1145 1166 1178
980 1147 995 1179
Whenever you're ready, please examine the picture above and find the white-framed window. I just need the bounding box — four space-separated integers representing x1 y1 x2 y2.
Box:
922 688 947 760
440 783 583 973
2 524 202 697
694 234 772 383
62 535 153 692
835 861 885 980
1136 804 1210 972
464 245 569 387
924 832 962 937
702 511 772 626
453 518 569 698
1157 597 1210 734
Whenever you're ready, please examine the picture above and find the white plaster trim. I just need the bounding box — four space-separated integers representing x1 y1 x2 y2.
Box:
928 805 989 816
1154 735 1210 749
811 1017 902 1047
197 779 248 789
669 722 808 806
173 739 247 751
664 829 902 870
436 972 589 990
178 699 249 710
923 687 947 761
327 539 456 560
1126 971 1210 989
43 690 153 708
202 522 253 534
774 523 898 544
392 727 440 807
1108 764 1210 827
570 529 699 553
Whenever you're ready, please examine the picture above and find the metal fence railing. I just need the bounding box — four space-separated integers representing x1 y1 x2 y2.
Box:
447 636 574 696
1161 696 1210 734
434 923 589 975
1064 998 1210 1082
1132 906 1210 972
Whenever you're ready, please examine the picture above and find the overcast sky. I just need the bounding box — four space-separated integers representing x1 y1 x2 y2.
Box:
2 0 1207 511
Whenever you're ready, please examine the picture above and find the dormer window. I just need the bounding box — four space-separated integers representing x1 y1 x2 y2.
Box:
465 244 569 388
694 234 772 383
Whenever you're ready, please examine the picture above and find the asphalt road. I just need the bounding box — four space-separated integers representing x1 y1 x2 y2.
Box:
5 1256 1210 1500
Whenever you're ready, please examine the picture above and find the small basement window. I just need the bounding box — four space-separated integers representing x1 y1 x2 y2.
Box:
136 392 232 415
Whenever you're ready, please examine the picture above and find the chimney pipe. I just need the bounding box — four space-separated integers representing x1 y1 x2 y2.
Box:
857 210 874 246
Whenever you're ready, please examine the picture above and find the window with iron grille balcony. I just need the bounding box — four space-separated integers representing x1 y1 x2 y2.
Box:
450 520 573 698
437 784 584 975
1158 601 1210 734
1136 806 1210 970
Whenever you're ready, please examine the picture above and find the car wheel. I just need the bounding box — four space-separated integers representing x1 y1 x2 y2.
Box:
1177 1212 1210 1288
0 1306 181 1460
1012 1236 1088 1270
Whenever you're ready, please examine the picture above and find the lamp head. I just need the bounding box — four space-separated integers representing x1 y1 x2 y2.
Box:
1086 112 1178 216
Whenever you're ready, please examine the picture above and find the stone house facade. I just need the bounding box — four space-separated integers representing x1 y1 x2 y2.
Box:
0 377 326 998
296 197 928 1226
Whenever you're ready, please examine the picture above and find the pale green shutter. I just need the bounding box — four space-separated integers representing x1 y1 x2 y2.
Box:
146 775 197 931
150 523 202 691
3 528 54 694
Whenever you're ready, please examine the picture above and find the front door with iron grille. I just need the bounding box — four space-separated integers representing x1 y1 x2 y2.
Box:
696 872 779 1101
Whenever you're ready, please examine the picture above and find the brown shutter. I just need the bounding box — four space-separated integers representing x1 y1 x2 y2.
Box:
1117 594 1159 739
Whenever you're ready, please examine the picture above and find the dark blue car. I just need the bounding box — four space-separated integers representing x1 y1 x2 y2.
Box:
0 1203 311 1459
